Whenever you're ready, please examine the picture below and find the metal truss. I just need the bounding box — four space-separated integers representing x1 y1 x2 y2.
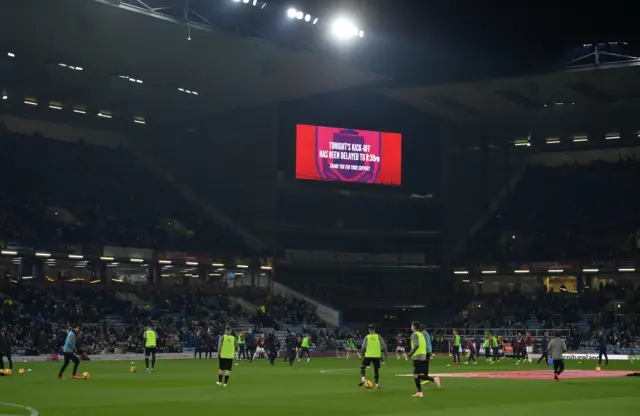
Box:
566 42 640 69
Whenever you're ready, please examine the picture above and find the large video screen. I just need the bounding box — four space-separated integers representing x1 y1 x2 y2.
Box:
295 124 402 185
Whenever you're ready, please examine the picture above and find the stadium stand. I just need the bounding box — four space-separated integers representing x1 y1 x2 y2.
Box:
0 130 251 258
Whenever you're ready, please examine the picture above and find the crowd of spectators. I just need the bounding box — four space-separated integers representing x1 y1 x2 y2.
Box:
0 281 327 356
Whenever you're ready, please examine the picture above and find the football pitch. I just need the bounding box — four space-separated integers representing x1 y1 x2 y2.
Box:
1 356 639 416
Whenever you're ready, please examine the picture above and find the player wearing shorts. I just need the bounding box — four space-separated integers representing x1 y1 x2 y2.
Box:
408 321 440 398
57 325 81 380
217 326 238 386
299 334 312 363
237 331 247 361
396 333 408 360
144 325 157 372
358 325 387 389
252 334 267 360
537 332 549 367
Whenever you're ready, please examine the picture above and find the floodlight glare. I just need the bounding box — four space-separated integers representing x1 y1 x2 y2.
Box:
331 19 358 38
359 30 364 38
243 0 249 3
304 14 311 22
296 11 303 20
312 17 318 24
286 8 296 18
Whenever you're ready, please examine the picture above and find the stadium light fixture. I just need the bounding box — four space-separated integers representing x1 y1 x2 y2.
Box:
331 18 361 39
312 17 318 24
572 134 588 142
253 0 257 5
296 11 303 19
233 0 240 2
73 108 86 114
260 265 272 270
287 8 296 18
514 269 530 274
49 104 62 110
1 94 7 100
1 250 18 256
7 52 15 58
481 270 497 274
212 262 224 267
243 0 249 3
582 268 599 273
130 258 144 263
35 252 51 257
546 138 560 144
24 99 37 106
461 279 471 283
548 269 563 273
304 14 311 22
453 270 469 275
186 261 198 266
237 264 249 269
261 2 267 9
100 256 115 261
158 260 171 264
97 112 112 119
68 254 84 259
605 133 620 140
619 268 635 272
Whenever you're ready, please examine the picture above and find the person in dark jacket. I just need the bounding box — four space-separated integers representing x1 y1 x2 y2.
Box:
0 327 13 371
266 332 279 365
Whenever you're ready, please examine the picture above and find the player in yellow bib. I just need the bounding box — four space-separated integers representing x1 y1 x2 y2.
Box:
358 324 388 389
217 326 238 387
143 326 157 372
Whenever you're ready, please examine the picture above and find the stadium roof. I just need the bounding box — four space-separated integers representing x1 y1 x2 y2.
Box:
382 61 640 127
0 0 386 124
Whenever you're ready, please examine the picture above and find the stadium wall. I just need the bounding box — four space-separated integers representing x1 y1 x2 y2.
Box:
135 104 280 249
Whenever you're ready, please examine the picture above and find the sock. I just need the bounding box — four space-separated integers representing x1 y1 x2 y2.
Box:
360 366 366 378
374 370 379 384
218 374 222 383
145 358 149 369
224 375 229 384
152 358 156 369
414 378 422 392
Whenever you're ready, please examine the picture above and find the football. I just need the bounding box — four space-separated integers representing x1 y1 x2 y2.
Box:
18 368 25 375
130 366 137 373
3 369 12 376
364 380 373 389
596 366 601 372
82 372 90 379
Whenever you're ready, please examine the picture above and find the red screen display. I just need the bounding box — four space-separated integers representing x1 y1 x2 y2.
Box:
295 124 402 185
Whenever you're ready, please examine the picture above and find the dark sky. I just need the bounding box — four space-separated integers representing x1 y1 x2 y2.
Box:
285 0 640 83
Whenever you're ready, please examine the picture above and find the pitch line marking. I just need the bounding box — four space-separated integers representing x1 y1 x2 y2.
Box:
0 402 39 416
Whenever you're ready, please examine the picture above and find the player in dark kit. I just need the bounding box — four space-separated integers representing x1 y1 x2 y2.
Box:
537 332 549 367
266 332 279 365
285 332 298 365
0 327 14 372
194 330 204 359
597 330 608 369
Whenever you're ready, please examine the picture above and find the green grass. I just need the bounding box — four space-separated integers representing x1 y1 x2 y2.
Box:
1 356 639 415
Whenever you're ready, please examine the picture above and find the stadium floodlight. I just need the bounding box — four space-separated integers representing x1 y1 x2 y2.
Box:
1 250 18 256
212 262 224 267
453 270 469 275
287 8 296 18
69 254 84 259
243 0 249 3
331 18 359 39
35 252 51 257
359 30 364 37
49 104 62 110
7 52 15 57
97 112 112 119
296 11 303 20
582 268 599 273
261 2 267 8
1 94 7 100
24 100 37 106
304 14 311 22
237 264 249 269
312 17 318 24
253 0 257 5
